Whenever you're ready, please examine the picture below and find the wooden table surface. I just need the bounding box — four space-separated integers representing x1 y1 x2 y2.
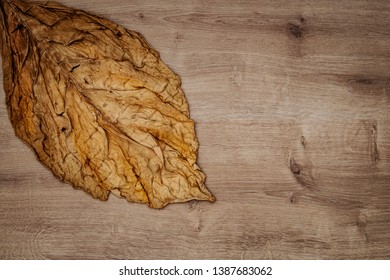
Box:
1 0 390 259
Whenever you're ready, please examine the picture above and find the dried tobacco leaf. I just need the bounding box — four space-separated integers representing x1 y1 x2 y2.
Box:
0 0 215 208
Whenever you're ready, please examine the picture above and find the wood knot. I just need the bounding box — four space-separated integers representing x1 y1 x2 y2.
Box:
289 194 297 204
289 157 316 189
289 158 301 175
300 135 307 149
287 23 305 38
195 223 202 233
187 200 199 209
354 78 374 85
138 13 145 20
356 214 367 228
362 120 380 166
356 213 369 242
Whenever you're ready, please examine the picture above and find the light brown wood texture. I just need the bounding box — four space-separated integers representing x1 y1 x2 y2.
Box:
1 0 390 259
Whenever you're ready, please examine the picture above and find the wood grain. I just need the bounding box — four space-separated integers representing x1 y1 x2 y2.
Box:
1 0 390 259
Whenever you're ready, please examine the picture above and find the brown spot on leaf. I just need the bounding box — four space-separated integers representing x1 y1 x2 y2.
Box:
12 24 25 33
